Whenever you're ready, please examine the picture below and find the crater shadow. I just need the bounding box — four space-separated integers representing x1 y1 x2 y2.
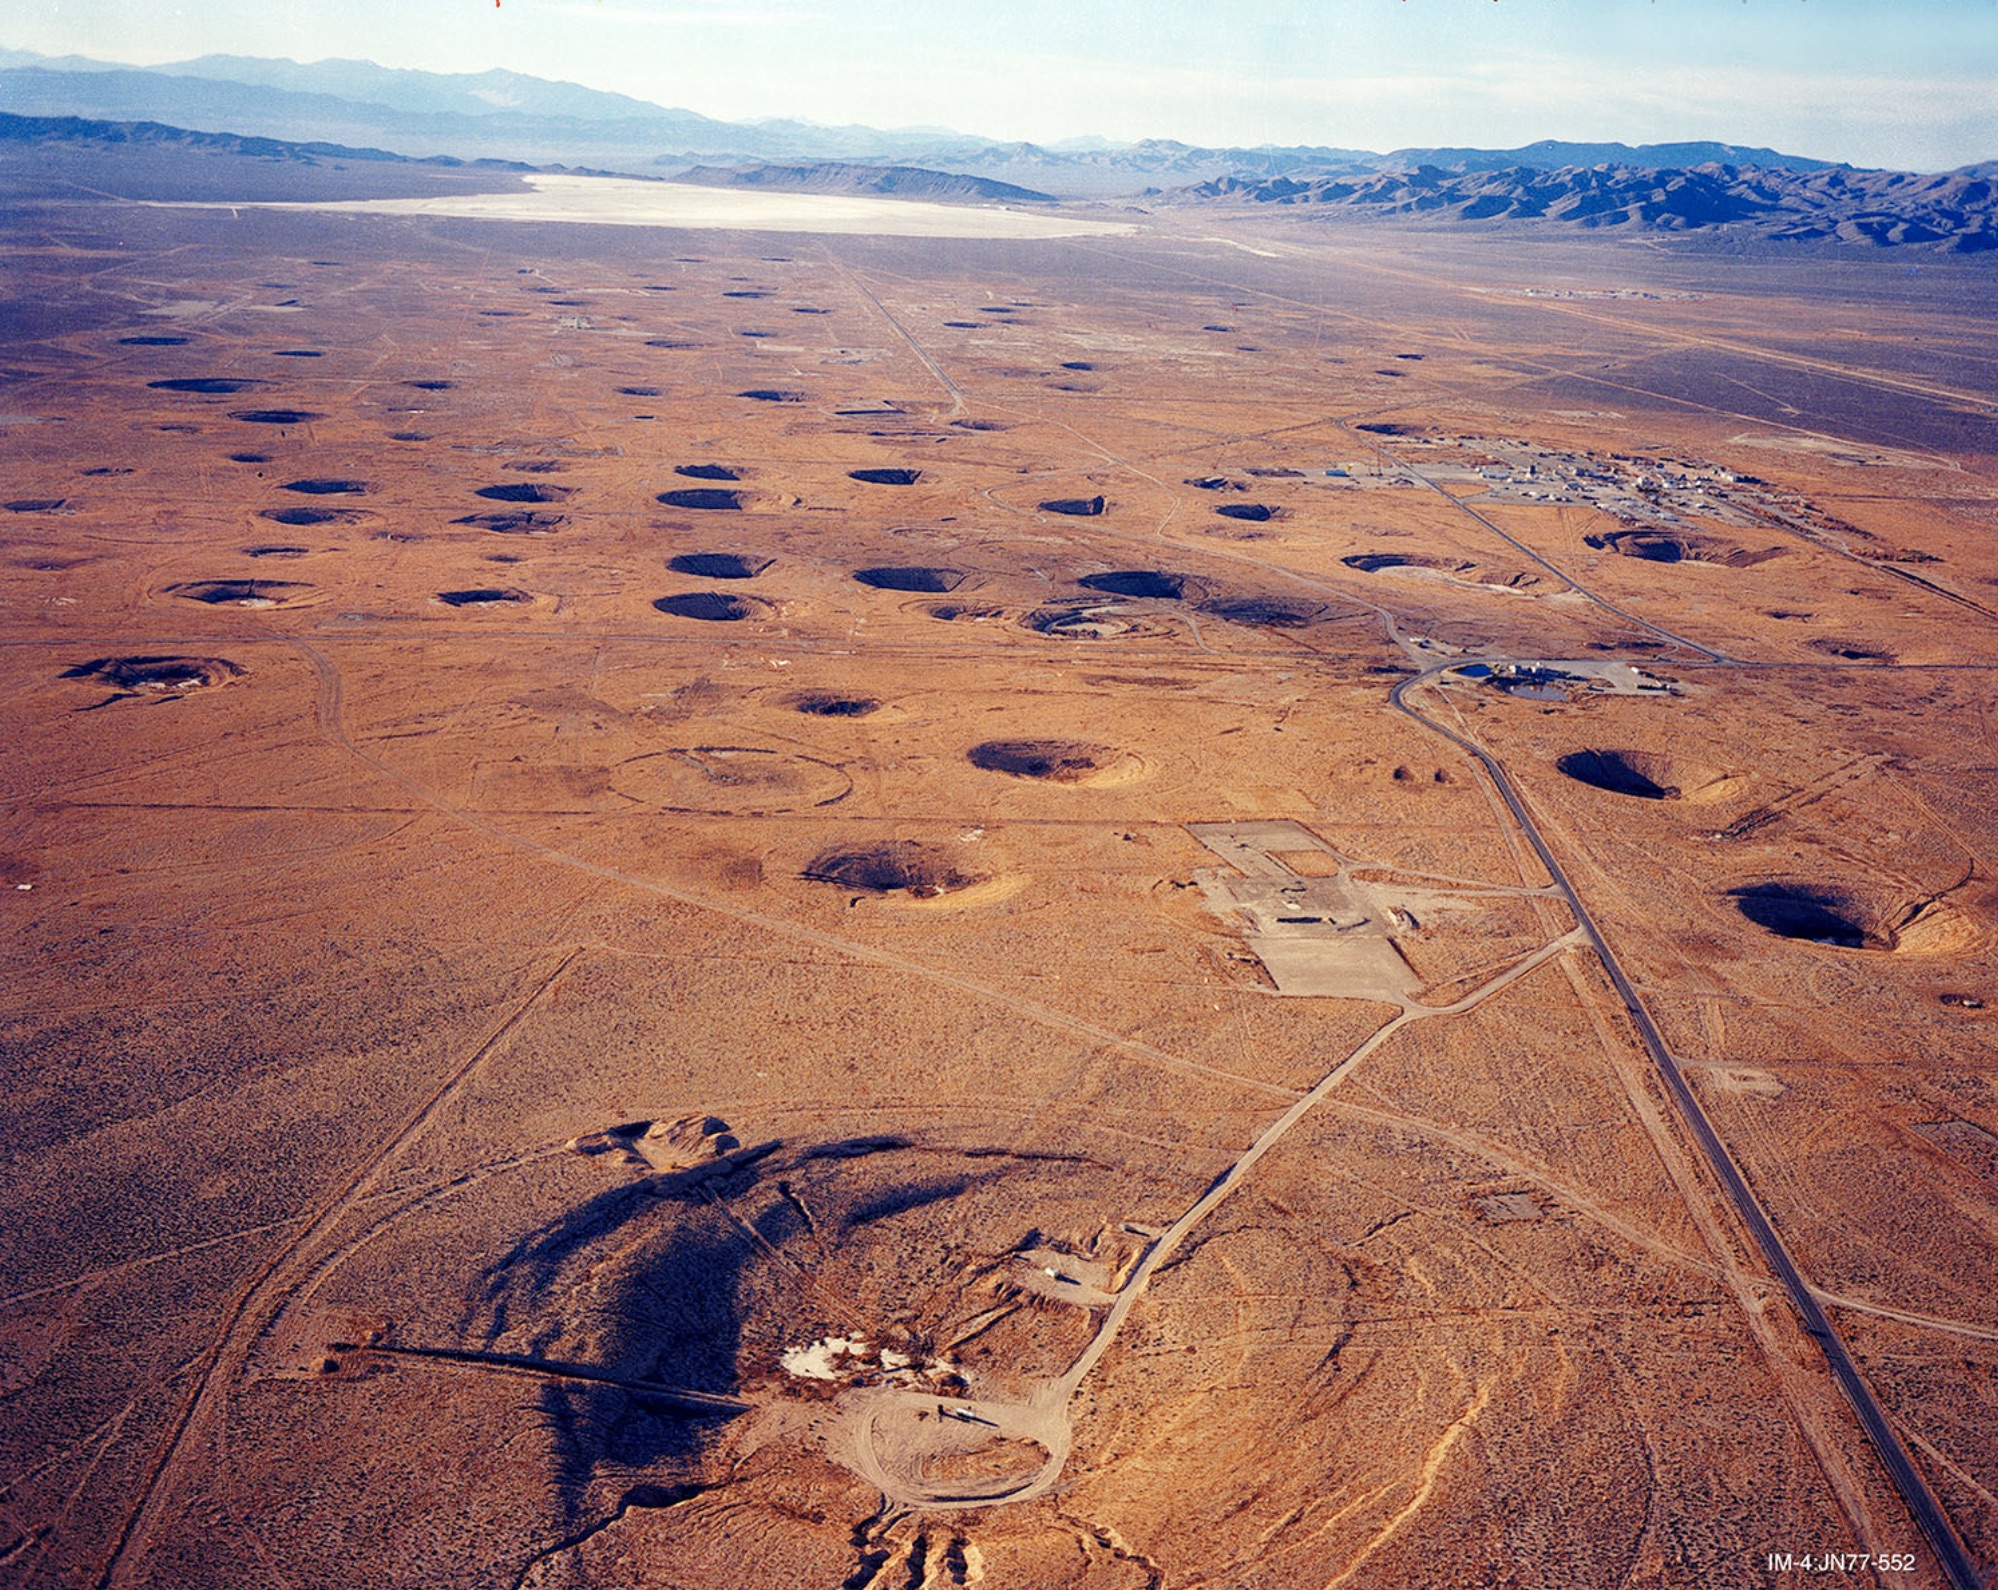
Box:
658 489 745 512
1731 882 1891 950
438 588 533 608
854 566 963 594
456 511 566 535
967 740 1111 782
1195 596 1327 628
1557 749 1678 799
62 655 243 691
469 1162 775 1527
792 693 880 718
169 579 311 607
1584 529 1784 568
260 507 361 527
668 553 772 580
478 483 574 504
148 378 259 395
282 478 369 496
1079 570 1185 599
849 468 921 486
654 592 769 622
469 1137 984 1536
803 842 980 897
1343 553 1465 574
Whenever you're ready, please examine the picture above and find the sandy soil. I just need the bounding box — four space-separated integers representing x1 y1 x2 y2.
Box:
1 180 1995 1589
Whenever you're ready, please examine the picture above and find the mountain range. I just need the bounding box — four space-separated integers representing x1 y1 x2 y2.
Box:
2 48 1994 249
0 47 1852 191
1185 163 1998 251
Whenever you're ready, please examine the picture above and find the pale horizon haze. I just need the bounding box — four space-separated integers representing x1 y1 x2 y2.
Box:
7 0 1997 170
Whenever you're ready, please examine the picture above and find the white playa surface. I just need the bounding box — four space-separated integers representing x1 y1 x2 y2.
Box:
165 173 1136 239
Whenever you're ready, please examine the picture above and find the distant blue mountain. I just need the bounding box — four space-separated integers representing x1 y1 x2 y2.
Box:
0 46 1915 199
1382 139 1845 175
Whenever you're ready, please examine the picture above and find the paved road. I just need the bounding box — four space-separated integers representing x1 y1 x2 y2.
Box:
1391 666 1985 1590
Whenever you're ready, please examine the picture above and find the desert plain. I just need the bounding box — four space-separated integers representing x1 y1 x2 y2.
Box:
2 153 1997 1590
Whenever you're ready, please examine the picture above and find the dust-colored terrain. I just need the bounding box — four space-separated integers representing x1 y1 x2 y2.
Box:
2 161 1996 1590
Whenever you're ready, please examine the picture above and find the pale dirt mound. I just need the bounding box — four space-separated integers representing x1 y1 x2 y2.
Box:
62 655 244 691
569 1114 739 1171
1585 529 1785 568
1557 749 1740 803
1893 900 1984 956
1729 880 1977 954
803 842 983 898
668 552 772 579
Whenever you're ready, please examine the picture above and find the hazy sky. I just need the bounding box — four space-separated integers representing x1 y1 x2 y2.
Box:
11 0 1998 168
